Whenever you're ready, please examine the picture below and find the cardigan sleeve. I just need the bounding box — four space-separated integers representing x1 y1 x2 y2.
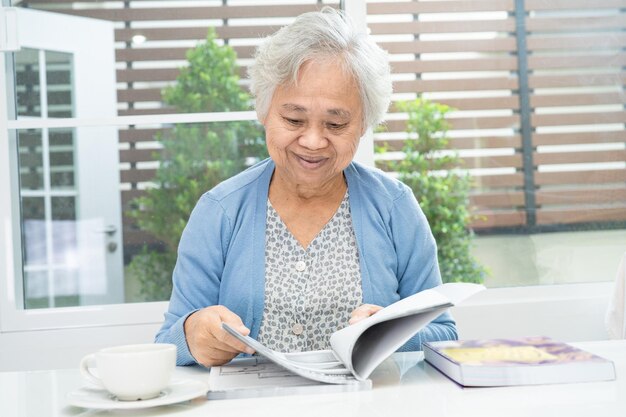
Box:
154 194 232 365
390 187 458 351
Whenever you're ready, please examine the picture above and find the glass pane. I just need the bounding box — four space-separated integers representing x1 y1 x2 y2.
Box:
46 51 74 118
24 270 49 309
49 129 76 189
14 48 41 118
14 120 264 307
367 0 626 288
18 129 44 190
53 269 80 308
21 197 46 267
120 121 266 302
51 197 77 265
474 230 626 287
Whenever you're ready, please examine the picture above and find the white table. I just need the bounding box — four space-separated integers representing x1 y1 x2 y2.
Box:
2 340 625 417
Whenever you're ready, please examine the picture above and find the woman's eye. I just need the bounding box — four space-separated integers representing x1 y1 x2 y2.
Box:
327 123 347 130
284 118 303 126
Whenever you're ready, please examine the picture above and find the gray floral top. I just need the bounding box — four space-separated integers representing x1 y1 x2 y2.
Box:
257 193 363 352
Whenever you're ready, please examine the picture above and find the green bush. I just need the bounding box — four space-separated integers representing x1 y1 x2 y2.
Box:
377 98 485 283
127 29 267 301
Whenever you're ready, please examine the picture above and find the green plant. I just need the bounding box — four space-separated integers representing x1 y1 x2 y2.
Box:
377 98 485 283
127 29 267 301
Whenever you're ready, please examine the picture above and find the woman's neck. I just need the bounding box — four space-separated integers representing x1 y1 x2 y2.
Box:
267 171 348 249
268 171 347 206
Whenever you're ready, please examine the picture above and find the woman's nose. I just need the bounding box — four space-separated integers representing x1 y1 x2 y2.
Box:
299 126 328 150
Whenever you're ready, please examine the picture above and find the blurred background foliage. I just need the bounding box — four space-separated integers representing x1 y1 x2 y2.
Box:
377 98 486 284
127 29 267 301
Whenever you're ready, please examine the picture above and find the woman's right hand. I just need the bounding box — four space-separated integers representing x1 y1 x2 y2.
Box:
183 305 255 367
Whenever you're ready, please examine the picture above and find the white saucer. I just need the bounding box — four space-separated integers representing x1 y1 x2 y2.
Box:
67 379 208 410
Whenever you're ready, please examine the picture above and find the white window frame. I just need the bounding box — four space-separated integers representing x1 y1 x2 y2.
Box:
0 107 262 332
0 2 615 367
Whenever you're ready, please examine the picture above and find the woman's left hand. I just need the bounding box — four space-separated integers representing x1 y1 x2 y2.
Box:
349 304 383 325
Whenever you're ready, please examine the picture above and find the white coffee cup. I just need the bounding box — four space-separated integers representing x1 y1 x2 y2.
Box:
80 343 176 401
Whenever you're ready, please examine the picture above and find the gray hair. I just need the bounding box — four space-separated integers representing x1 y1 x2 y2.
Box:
249 7 392 129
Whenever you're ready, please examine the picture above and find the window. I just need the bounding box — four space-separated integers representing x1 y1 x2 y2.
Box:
1 0 624 337
0 1 340 333
366 0 626 287
15 48 102 309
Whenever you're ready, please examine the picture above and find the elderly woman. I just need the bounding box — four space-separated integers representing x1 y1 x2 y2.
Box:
156 7 457 367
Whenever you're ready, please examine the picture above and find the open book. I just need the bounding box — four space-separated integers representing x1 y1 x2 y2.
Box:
222 282 484 384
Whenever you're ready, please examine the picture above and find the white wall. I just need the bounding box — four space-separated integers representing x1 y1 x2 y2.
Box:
453 283 612 342
0 323 162 372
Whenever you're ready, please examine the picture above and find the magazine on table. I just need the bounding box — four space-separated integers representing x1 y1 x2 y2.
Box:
423 336 616 387
222 282 484 384
207 356 372 400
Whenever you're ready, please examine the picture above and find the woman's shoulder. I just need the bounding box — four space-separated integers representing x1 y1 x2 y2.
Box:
346 161 411 202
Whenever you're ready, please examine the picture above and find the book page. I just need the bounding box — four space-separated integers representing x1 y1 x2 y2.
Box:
330 283 484 380
208 357 371 399
283 350 343 369
209 357 322 391
432 282 485 305
222 323 359 384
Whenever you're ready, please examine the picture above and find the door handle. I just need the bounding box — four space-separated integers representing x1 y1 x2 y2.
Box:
95 225 117 236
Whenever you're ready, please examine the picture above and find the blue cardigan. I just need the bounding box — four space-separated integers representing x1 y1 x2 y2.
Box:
155 158 457 365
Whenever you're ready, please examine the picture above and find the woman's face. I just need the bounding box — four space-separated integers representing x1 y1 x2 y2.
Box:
262 59 364 192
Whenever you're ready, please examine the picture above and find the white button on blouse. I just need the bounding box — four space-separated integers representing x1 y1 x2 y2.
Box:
291 323 304 335
295 260 306 272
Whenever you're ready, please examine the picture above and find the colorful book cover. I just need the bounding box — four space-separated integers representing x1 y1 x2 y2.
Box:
432 336 609 366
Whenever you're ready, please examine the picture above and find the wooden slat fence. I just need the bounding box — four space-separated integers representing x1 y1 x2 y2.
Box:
368 0 626 231
369 0 524 229
524 0 626 228
21 0 626 246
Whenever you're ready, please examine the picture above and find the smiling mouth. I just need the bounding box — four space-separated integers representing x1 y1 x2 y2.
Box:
296 154 327 169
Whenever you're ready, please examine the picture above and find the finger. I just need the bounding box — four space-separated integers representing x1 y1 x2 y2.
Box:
350 304 382 318
192 330 247 367
349 315 367 325
349 304 383 325
209 308 255 354
200 346 240 367
352 303 380 313
215 308 252 336
213 327 256 355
